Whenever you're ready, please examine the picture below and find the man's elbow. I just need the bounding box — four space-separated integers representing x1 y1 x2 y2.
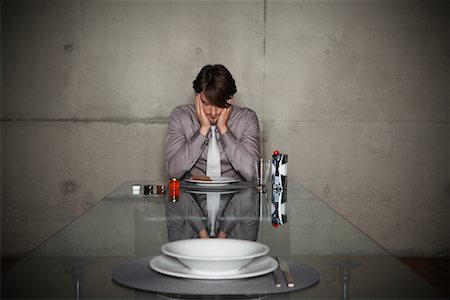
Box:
165 161 177 179
241 170 255 182
166 162 187 180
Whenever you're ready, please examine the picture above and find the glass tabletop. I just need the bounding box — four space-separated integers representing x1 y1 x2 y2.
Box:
1 179 442 299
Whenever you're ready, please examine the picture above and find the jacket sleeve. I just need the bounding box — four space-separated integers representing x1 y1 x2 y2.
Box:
219 188 259 240
165 107 208 179
166 192 206 241
220 110 261 182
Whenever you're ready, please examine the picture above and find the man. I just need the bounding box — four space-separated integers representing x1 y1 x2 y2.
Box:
165 64 261 182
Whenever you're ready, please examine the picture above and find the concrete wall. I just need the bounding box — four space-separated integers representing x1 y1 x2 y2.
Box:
1 0 448 257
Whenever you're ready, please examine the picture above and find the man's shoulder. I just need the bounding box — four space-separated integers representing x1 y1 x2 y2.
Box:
232 105 258 120
170 104 195 117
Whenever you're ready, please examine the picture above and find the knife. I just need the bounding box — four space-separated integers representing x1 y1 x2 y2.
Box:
272 268 281 288
276 257 295 287
271 257 282 288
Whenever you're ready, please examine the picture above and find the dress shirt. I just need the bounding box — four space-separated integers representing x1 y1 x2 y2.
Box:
165 104 261 181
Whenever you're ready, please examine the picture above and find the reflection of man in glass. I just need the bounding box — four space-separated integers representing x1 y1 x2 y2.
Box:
165 188 259 241
165 64 261 181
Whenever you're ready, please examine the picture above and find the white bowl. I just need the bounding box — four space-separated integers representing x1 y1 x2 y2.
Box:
161 239 269 275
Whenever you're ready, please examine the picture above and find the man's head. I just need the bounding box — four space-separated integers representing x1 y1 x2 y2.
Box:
193 64 237 109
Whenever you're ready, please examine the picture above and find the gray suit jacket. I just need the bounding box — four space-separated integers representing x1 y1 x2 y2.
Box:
165 104 261 181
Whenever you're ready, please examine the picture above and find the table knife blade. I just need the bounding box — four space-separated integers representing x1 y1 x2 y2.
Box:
276 257 295 287
272 257 281 287
272 270 281 287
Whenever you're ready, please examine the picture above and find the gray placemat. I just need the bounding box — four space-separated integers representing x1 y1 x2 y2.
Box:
112 256 320 296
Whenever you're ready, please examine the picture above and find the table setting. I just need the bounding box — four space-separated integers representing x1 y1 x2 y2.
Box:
112 238 320 296
112 163 320 297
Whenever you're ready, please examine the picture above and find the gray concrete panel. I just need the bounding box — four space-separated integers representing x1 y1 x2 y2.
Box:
76 0 264 119
264 121 448 256
265 0 448 122
2 0 80 119
1 121 167 255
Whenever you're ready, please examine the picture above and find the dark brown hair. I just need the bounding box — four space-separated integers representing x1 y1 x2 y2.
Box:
192 64 236 108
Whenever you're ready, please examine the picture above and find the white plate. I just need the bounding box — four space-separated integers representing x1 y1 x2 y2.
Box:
149 254 277 280
185 176 240 187
160 239 269 274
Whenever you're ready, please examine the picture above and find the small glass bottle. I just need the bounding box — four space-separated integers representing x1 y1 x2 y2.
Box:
168 178 180 202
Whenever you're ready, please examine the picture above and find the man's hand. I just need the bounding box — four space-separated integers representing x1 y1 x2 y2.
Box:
217 98 233 135
217 230 227 238
198 228 209 239
195 94 211 136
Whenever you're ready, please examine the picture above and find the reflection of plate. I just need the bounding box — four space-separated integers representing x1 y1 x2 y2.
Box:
149 254 277 280
185 177 240 187
186 189 238 195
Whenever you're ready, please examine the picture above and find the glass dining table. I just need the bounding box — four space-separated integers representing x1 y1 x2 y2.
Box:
1 179 443 299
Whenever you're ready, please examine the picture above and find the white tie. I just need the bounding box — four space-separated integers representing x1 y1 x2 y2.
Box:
206 125 221 237
206 125 221 178
206 192 221 237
